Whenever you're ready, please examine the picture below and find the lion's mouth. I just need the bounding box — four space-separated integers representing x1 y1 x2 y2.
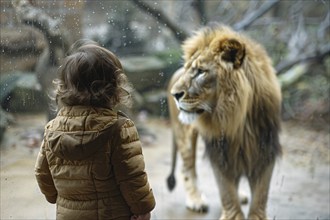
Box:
180 108 205 114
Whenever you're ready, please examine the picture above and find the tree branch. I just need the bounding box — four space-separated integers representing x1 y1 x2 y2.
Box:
278 63 309 89
0 26 44 56
11 0 71 52
276 44 330 74
233 0 279 30
191 0 207 25
130 0 188 42
0 43 42 56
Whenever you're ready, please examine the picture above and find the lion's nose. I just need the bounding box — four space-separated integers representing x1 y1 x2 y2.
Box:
172 91 184 101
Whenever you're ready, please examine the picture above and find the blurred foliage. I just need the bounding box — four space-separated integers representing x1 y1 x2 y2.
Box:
282 57 330 128
0 0 329 127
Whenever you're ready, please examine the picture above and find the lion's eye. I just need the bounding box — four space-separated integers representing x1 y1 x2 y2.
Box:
197 69 204 75
194 68 206 78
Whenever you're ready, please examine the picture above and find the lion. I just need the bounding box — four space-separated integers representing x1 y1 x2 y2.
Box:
166 25 282 220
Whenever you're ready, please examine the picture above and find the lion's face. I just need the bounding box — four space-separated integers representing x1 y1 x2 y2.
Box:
170 56 219 124
171 27 248 129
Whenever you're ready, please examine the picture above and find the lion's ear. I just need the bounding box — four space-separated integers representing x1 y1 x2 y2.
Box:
216 39 245 69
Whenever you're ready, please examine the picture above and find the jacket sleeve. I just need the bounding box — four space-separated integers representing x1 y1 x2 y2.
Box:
35 139 57 204
111 119 156 215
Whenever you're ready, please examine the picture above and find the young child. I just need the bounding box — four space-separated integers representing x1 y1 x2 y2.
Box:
35 40 156 220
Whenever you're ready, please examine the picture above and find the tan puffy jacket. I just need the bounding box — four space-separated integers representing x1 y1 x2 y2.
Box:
35 106 155 220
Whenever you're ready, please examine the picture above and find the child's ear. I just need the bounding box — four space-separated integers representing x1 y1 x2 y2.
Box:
213 38 246 69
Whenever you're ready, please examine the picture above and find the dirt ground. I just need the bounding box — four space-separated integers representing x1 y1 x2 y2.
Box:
0 112 329 220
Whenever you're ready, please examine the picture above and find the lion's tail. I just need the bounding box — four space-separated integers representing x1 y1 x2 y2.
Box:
166 136 177 191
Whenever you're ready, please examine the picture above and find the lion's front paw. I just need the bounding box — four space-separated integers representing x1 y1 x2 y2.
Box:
186 193 208 213
248 213 268 220
220 210 244 220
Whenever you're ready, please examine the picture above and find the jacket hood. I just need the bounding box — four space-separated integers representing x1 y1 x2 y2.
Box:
45 106 118 161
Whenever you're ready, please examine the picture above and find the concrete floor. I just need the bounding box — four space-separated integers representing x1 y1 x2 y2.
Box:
1 113 329 219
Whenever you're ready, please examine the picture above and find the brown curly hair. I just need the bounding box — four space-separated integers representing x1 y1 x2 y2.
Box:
54 41 133 108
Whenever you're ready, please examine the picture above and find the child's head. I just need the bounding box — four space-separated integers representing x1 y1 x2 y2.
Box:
54 40 133 108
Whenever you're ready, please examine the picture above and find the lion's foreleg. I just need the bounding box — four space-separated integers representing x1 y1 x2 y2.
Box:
247 161 275 220
212 166 244 220
177 127 208 213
